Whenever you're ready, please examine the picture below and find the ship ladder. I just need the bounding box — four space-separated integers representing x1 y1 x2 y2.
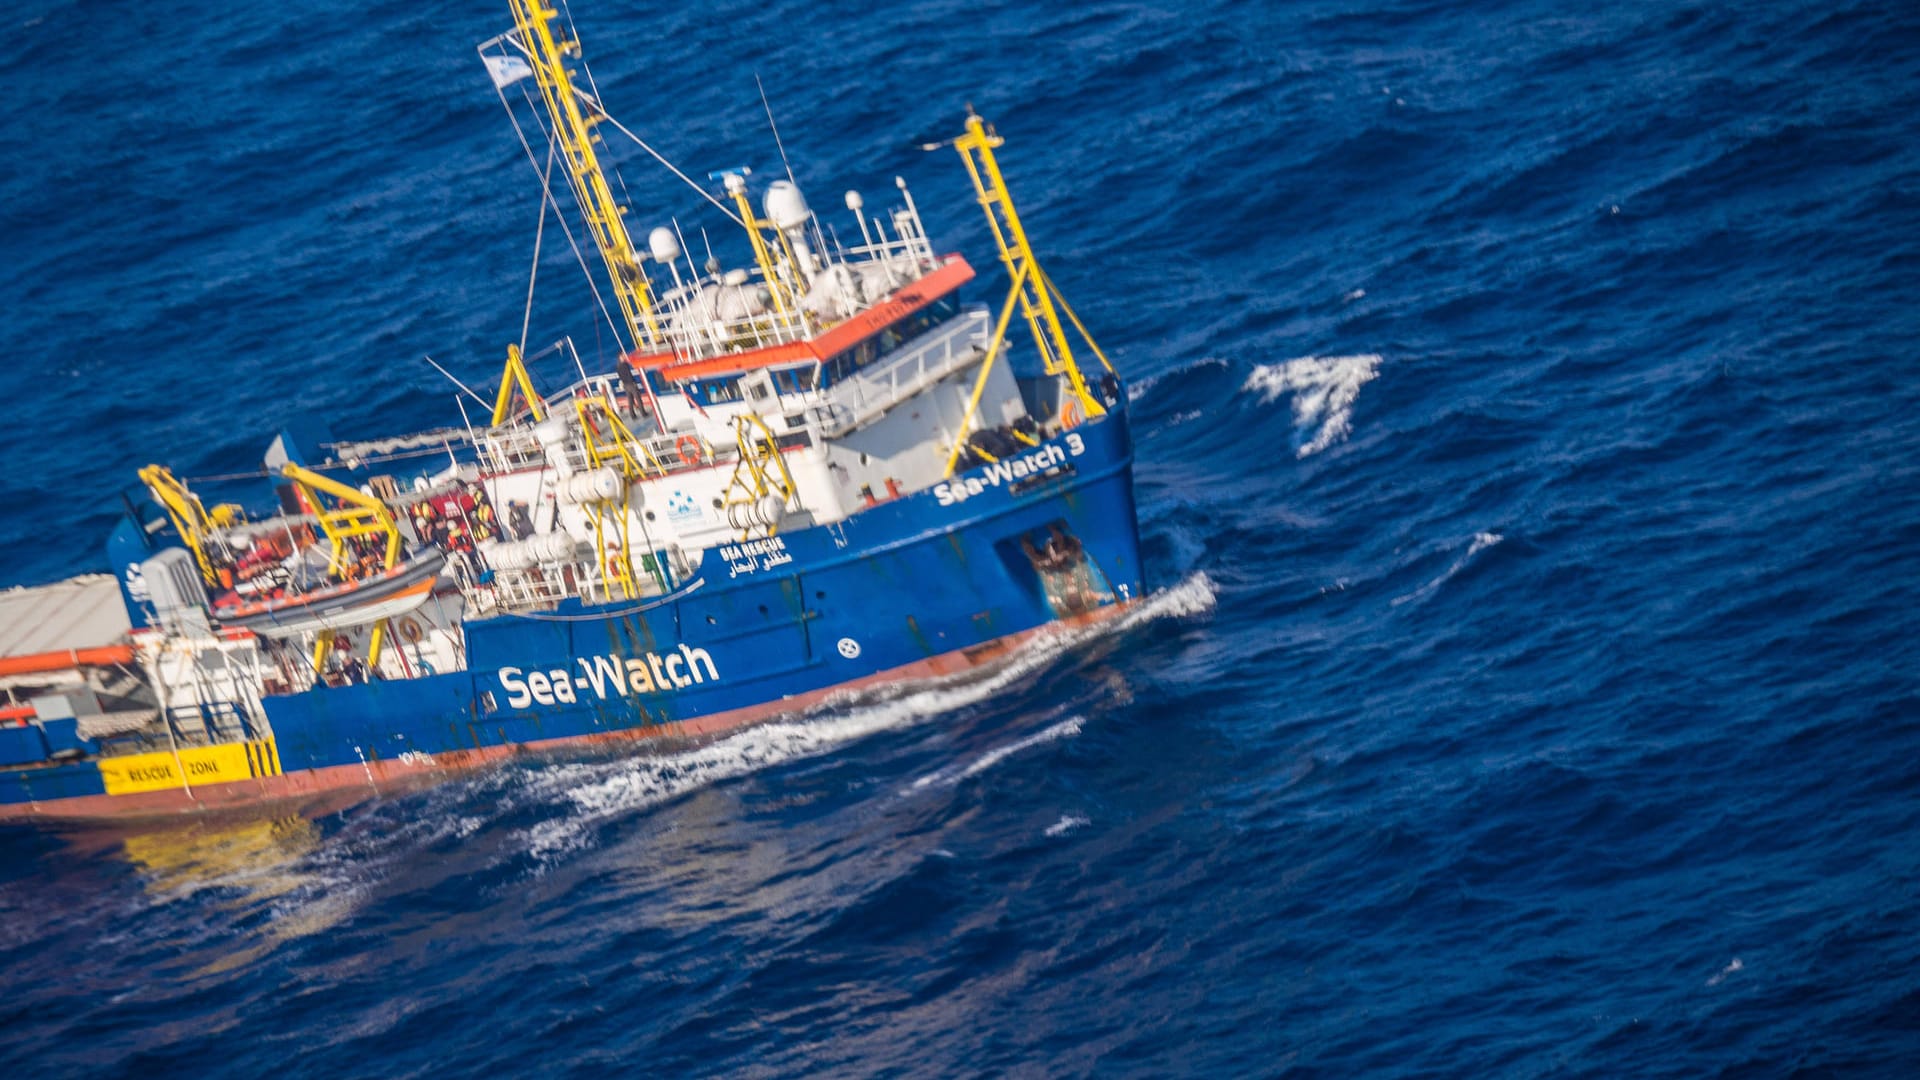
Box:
584 495 638 600
721 414 798 540
575 394 667 480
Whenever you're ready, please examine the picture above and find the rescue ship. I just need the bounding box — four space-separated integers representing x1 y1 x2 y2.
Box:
0 0 1142 821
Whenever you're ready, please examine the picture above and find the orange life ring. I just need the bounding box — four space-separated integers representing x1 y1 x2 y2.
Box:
396 616 425 644
676 435 703 466
1061 399 1084 430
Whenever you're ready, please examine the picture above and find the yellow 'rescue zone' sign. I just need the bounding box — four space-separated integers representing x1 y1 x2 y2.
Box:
99 739 281 796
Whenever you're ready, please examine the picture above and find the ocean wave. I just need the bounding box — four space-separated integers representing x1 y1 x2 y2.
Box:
1128 356 1230 403
909 715 1086 791
1391 531 1504 607
1243 354 1382 457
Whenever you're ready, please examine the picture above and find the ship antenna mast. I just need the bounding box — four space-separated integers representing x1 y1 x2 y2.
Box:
506 0 660 353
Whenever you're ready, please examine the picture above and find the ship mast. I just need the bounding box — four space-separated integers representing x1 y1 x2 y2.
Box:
506 0 660 352
953 112 1107 423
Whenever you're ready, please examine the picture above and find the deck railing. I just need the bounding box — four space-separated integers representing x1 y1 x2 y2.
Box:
816 309 988 436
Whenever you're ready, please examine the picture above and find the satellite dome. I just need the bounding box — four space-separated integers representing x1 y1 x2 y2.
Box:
648 226 681 264
763 180 810 230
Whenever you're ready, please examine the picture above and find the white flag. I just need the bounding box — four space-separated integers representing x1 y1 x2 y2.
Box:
483 54 534 90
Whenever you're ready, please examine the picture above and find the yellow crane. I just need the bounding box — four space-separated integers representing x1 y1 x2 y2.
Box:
138 465 244 585
280 463 402 581
280 463 405 672
491 343 548 426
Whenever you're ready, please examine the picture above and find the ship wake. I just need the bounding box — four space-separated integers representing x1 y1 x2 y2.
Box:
513 572 1216 863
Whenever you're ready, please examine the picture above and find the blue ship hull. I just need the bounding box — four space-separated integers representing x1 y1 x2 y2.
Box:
0 411 1140 818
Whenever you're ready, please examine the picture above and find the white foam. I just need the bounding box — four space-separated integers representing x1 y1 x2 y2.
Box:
1707 957 1744 986
911 716 1085 791
1045 814 1090 837
1242 353 1381 457
518 573 1217 862
961 717 1083 779
1391 531 1503 607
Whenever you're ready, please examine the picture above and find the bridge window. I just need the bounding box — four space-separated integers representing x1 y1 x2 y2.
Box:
693 377 742 405
824 302 959 387
773 365 818 394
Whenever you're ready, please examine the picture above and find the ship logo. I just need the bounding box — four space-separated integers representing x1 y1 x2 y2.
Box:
496 645 718 709
932 437 1082 507
666 489 701 520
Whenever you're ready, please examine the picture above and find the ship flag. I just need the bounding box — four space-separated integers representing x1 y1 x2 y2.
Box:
484 54 534 89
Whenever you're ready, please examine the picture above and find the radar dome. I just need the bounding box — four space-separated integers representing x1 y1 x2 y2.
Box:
763 180 810 230
648 226 681 264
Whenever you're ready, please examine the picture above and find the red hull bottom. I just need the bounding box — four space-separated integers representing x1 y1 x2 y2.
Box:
1 602 1132 823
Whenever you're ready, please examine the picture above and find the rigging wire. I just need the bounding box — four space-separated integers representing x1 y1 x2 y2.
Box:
756 73 798 188
485 41 629 354
521 135 557 354
578 92 744 227
423 355 493 410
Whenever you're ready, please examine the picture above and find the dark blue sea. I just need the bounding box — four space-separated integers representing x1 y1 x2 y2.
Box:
4 0 1920 1074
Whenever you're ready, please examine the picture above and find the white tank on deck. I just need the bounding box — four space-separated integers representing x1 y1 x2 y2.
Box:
803 263 863 320
481 530 580 571
536 530 576 563
534 416 572 449
479 538 530 570
559 467 624 505
716 278 769 321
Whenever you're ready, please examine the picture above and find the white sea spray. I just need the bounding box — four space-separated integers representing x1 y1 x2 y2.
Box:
1243 353 1382 457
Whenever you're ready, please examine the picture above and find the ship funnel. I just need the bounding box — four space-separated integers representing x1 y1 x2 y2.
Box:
648 226 682 264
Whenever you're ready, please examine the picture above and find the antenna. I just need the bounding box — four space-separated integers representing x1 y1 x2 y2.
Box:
756 73 798 186
421 355 492 410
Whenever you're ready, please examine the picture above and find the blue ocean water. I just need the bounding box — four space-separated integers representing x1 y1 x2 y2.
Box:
4 0 1920 1074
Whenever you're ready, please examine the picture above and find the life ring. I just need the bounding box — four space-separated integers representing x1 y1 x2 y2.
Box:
676 435 704 466
396 616 425 644
1060 398 1084 430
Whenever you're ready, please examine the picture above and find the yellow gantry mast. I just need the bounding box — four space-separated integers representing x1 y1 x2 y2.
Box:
944 111 1117 476
722 175 800 322
507 0 660 353
491 342 547 425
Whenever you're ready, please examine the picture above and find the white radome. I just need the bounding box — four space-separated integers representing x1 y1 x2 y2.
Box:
647 226 681 264
763 180 811 230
